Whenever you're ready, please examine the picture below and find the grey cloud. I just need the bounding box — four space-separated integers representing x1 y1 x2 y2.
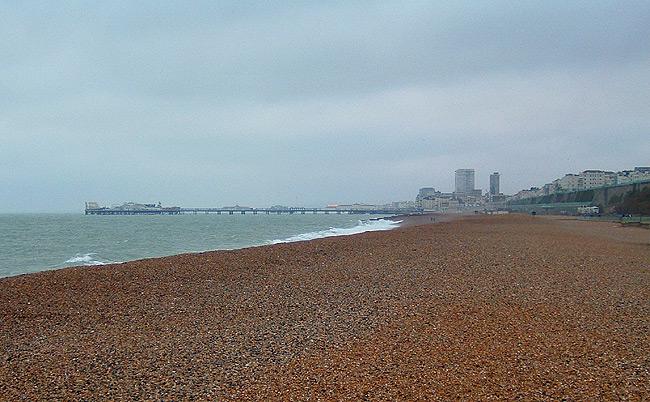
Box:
1 1 649 212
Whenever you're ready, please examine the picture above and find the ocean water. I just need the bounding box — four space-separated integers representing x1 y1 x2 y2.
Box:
0 213 398 278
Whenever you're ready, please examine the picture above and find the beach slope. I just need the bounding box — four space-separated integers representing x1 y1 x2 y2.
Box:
1 215 649 399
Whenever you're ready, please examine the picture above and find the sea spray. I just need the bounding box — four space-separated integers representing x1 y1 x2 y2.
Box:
63 253 113 266
271 219 401 244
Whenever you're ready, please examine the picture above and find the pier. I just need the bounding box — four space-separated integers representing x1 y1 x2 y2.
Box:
85 207 418 216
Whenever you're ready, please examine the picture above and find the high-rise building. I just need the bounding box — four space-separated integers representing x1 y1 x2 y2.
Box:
455 169 475 194
489 172 500 195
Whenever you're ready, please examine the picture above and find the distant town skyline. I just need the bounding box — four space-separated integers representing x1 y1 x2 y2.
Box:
2 2 649 212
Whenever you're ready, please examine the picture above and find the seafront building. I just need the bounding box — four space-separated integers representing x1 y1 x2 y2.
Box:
616 167 650 185
454 169 475 195
324 202 422 212
416 187 438 201
489 172 500 195
419 196 460 211
414 166 647 211
510 166 650 201
416 167 492 211
553 173 583 192
415 187 462 211
328 203 379 211
454 169 482 203
488 172 506 203
581 170 617 188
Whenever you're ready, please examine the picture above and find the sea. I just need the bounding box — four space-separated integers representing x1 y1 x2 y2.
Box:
0 213 398 278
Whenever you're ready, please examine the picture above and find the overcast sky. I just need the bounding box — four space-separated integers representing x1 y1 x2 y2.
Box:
1 1 649 212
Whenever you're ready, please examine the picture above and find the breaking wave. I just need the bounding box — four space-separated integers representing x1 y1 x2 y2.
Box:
271 218 401 244
63 253 114 266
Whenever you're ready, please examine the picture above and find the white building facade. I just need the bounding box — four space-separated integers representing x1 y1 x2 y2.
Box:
580 170 616 188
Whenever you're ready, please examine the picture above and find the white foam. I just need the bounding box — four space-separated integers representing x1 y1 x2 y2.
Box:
63 253 112 266
271 218 401 244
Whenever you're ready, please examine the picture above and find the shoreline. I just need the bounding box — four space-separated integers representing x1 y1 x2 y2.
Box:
0 214 406 280
1 215 648 399
3 213 438 281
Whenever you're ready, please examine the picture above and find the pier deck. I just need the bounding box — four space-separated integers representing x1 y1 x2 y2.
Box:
85 208 417 216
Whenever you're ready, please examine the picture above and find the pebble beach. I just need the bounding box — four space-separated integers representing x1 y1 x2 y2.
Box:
1 214 649 400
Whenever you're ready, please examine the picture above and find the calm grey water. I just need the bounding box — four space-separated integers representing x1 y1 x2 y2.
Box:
0 213 395 278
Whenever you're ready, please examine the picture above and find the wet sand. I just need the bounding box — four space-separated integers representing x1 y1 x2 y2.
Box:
1 215 649 400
